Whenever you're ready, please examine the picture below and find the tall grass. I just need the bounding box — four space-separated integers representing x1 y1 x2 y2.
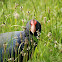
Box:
0 0 62 62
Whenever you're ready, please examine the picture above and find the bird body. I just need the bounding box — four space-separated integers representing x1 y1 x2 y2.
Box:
0 31 26 62
0 31 23 46
0 19 41 62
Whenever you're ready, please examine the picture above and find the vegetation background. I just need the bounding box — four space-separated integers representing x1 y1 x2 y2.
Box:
0 0 62 62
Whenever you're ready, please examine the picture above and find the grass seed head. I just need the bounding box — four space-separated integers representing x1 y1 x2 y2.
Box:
28 46 30 50
27 46 30 51
49 49 52 52
8 58 14 61
54 41 58 44
48 7 50 14
15 41 19 47
22 26 27 31
36 29 41 37
36 36 40 40
3 43 7 52
20 32 23 39
22 53 26 56
54 44 57 48
33 42 36 46
20 6 23 11
27 11 30 15
13 12 19 19
47 20 50 23
44 43 46 46
15 3 19 9
27 11 30 14
44 17 47 24
25 37 28 44
22 19 26 25
0 24 6 27
31 38 33 42
47 32 52 37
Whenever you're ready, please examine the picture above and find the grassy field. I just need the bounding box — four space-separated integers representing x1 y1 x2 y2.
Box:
0 0 62 62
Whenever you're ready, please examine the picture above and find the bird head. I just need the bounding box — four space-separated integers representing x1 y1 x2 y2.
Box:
25 19 41 36
30 19 37 34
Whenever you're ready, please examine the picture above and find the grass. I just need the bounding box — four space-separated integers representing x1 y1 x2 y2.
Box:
0 0 62 62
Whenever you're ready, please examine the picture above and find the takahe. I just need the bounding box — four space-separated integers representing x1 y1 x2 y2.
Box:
0 19 41 62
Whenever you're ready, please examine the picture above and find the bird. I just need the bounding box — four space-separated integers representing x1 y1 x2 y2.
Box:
0 19 41 62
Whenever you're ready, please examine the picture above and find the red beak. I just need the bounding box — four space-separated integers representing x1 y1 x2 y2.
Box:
30 19 37 34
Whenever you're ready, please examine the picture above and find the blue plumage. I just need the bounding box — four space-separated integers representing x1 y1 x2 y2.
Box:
0 20 41 62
